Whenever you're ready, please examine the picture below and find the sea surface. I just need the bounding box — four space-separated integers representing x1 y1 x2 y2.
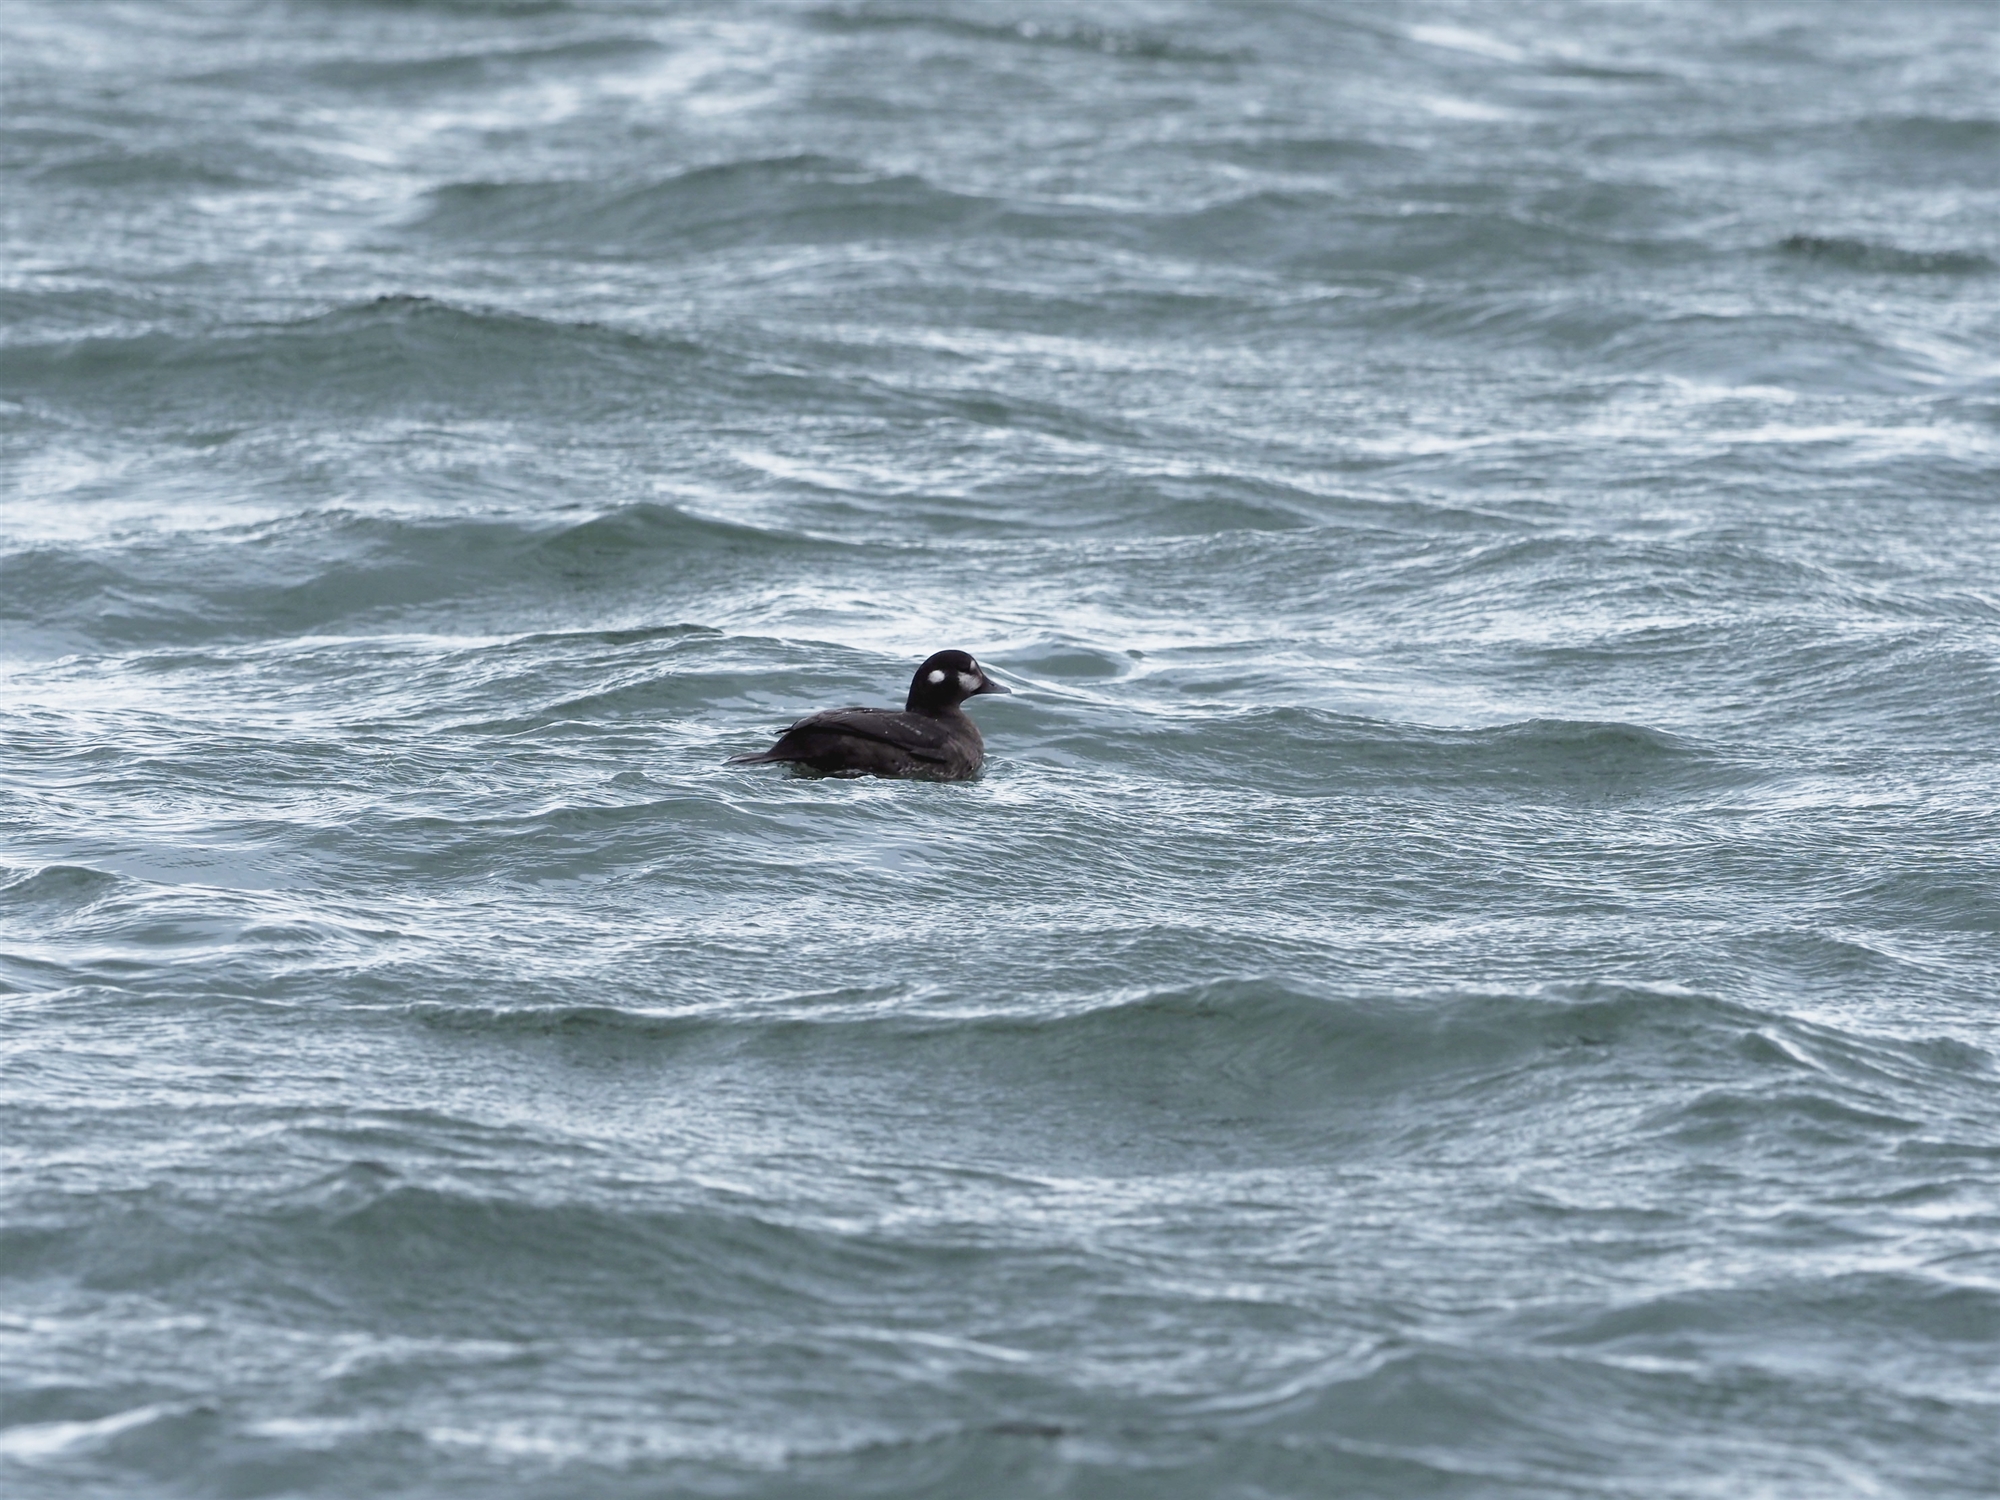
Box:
4 2 2000 1495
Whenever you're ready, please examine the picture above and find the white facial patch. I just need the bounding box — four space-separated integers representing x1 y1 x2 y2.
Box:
928 669 947 684
958 671 980 693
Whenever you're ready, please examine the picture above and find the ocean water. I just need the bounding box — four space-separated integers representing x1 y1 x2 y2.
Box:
4 0 2000 1494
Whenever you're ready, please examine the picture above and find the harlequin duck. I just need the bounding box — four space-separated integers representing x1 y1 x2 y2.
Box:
729 650 1011 780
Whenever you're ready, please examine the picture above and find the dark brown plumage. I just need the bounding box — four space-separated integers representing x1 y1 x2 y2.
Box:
729 650 1011 780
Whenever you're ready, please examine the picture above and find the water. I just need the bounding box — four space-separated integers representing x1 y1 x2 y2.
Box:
4 1 2000 1494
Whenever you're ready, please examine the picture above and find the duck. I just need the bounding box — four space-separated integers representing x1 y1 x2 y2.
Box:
729 650 1010 780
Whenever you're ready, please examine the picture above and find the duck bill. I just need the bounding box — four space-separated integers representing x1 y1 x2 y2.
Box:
974 676 1012 696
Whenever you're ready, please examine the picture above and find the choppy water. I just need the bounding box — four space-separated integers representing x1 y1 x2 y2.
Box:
5 1 2000 1495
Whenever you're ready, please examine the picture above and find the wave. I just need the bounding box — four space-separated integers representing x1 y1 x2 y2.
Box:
1541 1270 2000 1354
0 864 123 916
301 35 663 92
1855 114 2000 185
1157 197 1685 279
7 1228 1990 1492
17 977 1978 1255
408 155 1009 253
401 976 1990 1144
805 7 1252 65
300 0 575 14
0 502 831 647
7 200 1912 451
0 286 183 346
1597 311 1949 395
407 156 1693 284
0 292 1104 436
1778 234 1994 276
1217 1309 2000 1491
1191 135 1424 173
0 296 705 426
1036 707 1757 804
31 147 268 192
962 468 1329 536
1724 627 2000 746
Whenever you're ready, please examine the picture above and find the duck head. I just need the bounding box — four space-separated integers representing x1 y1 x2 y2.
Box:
905 650 1011 714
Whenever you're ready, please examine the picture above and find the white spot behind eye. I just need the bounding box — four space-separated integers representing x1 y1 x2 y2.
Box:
928 669 947 684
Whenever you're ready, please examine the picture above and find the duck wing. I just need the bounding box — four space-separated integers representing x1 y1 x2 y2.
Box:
731 708 965 776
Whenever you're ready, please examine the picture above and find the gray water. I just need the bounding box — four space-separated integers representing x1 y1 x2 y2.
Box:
5 1 2000 1495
